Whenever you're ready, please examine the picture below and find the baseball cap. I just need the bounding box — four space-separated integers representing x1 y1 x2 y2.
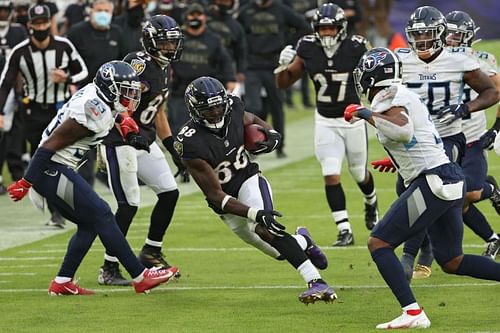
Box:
28 4 50 22
185 3 205 16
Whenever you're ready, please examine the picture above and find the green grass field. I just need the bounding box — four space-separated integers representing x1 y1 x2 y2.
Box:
0 41 499 333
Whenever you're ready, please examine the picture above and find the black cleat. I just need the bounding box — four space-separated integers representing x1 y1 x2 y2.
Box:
98 262 132 286
333 230 354 246
486 175 500 215
483 235 500 260
139 248 181 278
364 201 379 230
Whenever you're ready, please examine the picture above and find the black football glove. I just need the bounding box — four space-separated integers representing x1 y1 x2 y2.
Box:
436 104 469 125
252 128 282 155
126 133 150 153
255 209 285 237
162 136 189 182
479 128 498 150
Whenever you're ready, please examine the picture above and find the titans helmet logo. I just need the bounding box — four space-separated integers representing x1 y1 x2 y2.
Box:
363 52 388 72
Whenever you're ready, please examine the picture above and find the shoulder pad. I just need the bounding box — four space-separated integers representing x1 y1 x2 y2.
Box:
84 98 107 121
129 58 147 76
476 50 497 65
350 34 367 45
299 34 316 44
448 46 475 56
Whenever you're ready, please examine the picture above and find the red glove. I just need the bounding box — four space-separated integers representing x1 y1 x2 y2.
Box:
371 157 396 173
344 103 372 122
117 115 139 139
7 178 32 201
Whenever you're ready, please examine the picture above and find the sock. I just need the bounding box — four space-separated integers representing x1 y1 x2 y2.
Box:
142 243 161 252
54 276 72 284
148 190 179 242
417 238 434 267
403 302 421 312
480 183 494 201
488 233 500 241
145 238 163 248
270 233 309 269
326 184 351 232
115 204 138 236
133 269 146 282
371 247 416 307
455 254 500 280
358 173 377 205
403 231 427 257
463 204 494 242
297 260 321 283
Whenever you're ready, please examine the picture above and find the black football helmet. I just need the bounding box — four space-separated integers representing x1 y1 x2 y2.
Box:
142 15 184 66
0 0 13 28
94 61 142 114
353 47 403 100
185 76 230 131
405 6 447 56
312 3 347 52
445 11 478 47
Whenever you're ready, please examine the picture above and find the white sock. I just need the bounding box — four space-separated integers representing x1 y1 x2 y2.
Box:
364 190 377 205
336 221 351 233
54 276 72 284
297 260 321 283
292 234 308 251
104 254 119 262
133 269 146 282
488 233 499 241
403 302 421 312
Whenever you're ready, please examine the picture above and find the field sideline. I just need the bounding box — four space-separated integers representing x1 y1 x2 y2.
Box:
0 41 499 332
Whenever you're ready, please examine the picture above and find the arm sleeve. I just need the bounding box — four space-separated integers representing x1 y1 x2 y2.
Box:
66 39 88 84
0 48 21 114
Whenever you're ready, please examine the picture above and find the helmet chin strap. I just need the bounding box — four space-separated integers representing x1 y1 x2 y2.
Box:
320 36 340 58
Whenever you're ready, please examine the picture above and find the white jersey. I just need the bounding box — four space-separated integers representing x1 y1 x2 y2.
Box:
462 50 498 143
371 85 449 186
396 47 480 138
40 84 115 169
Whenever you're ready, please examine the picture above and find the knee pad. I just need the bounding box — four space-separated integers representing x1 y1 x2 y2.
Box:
349 165 366 183
319 157 341 176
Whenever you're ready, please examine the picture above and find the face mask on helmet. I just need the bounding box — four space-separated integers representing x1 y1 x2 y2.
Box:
312 4 347 56
405 6 447 58
445 11 478 47
112 81 142 114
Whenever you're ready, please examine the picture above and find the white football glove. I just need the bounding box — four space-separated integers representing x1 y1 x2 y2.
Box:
274 45 296 74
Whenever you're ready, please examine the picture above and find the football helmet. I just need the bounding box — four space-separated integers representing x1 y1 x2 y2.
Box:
312 3 347 53
0 0 13 28
93 61 142 114
185 76 230 131
405 6 447 57
353 47 403 100
445 11 478 47
142 15 184 66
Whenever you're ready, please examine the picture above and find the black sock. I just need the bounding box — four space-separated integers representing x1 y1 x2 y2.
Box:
106 204 137 258
357 172 375 196
463 204 494 242
455 254 500 280
148 189 179 242
325 184 346 212
270 234 308 269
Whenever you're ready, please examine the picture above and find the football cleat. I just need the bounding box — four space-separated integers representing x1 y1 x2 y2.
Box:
139 247 181 278
482 236 500 260
376 309 431 329
299 279 337 304
412 264 432 279
48 280 95 296
133 266 178 293
296 226 328 270
97 262 132 286
364 201 379 230
45 211 65 229
486 175 500 215
333 229 354 246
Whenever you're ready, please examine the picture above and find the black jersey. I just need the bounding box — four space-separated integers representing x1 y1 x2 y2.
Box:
175 95 259 197
103 51 168 146
296 34 368 118
0 23 27 60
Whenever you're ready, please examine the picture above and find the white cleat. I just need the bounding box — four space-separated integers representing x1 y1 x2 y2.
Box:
376 309 431 329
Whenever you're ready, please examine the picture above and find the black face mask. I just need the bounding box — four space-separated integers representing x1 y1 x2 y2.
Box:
16 15 29 26
217 4 232 15
127 4 144 27
31 27 50 42
187 18 202 29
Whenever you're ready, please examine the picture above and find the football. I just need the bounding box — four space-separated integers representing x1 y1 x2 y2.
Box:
244 124 267 151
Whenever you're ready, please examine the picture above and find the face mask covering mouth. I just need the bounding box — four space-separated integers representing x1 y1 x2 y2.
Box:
187 18 202 29
93 11 112 28
31 27 50 42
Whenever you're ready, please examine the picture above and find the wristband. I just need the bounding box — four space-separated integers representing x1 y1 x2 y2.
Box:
247 207 258 221
221 195 233 210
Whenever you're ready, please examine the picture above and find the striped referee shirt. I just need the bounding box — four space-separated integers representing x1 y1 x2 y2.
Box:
0 35 88 115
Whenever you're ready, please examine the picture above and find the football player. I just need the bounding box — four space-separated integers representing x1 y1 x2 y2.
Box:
395 6 499 279
176 76 336 304
97 15 185 286
6 61 177 295
346 47 500 329
446 10 500 257
275 3 379 246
